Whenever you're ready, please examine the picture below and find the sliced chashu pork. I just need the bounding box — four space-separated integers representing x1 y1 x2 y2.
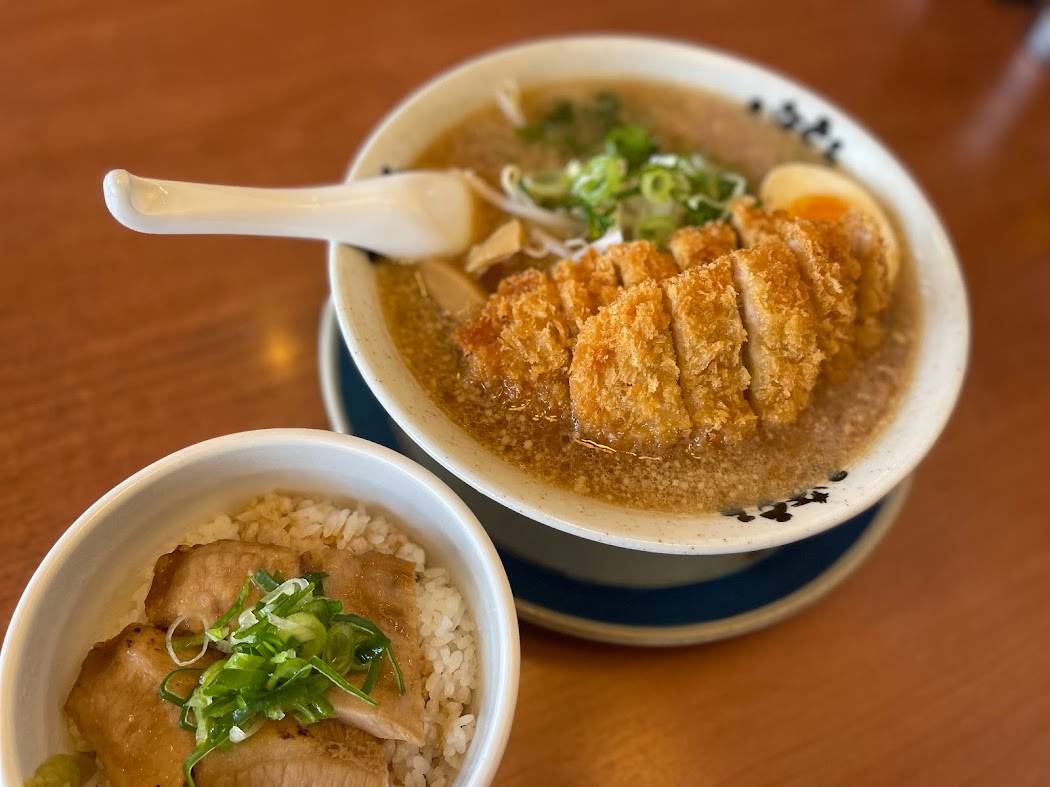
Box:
145 540 302 632
65 624 202 787
661 258 757 444
145 540 423 746
569 280 691 451
728 241 823 424
453 267 572 418
302 548 425 746
730 197 859 377
196 718 388 787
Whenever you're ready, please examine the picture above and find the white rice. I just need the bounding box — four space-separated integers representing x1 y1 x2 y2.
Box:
111 492 478 787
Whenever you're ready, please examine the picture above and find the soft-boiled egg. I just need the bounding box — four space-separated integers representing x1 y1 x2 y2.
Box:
759 162 900 286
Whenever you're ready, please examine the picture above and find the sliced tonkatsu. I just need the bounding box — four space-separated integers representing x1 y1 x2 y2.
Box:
453 268 572 417
662 258 757 443
302 548 426 746
145 540 301 631
667 222 738 271
569 280 691 451
728 241 823 425
550 248 621 336
196 718 389 787
602 240 679 287
730 197 860 376
841 209 895 351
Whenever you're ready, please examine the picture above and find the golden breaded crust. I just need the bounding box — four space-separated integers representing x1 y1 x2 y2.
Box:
841 209 893 351
570 280 691 451
732 197 866 378
773 215 861 378
730 241 824 425
602 240 678 288
550 249 621 336
662 259 757 443
729 196 781 246
454 268 571 417
668 222 738 271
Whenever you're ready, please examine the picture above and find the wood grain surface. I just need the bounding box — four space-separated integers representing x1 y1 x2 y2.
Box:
3 1 1049 784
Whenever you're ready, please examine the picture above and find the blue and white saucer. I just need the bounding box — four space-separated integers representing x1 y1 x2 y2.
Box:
318 302 907 646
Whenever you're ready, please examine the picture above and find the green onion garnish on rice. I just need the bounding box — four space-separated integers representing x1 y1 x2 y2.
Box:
159 569 404 787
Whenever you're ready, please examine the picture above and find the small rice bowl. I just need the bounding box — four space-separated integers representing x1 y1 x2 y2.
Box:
90 492 479 787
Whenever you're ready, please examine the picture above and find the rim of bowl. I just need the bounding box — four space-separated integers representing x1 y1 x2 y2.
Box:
328 34 970 555
0 428 519 787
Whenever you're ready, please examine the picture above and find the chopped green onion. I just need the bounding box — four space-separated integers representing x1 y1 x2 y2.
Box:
159 667 204 706
637 214 679 246
522 171 571 200
251 569 281 592
506 110 751 242
360 656 382 695
160 569 402 785
387 648 406 695
605 124 654 167
640 167 678 204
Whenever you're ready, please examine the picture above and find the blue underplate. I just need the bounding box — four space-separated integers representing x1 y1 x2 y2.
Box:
318 303 904 645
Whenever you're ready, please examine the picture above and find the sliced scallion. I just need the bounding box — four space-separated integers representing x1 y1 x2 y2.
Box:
160 568 402 785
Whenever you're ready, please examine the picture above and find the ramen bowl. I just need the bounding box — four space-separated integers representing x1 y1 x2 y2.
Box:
329 35 968 556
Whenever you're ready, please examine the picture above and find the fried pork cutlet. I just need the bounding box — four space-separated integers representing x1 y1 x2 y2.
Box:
731 197 860 377
668 222 738 271
729 241 824 425
728 196 780 247
841 209 894 351
773 217 860 377
662 258 757 443
550 248 621 336
602 240 678 288
454 268 572 417
569 280 691 452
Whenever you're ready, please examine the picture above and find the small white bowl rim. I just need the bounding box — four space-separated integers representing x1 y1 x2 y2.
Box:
329 33 970 555
0 428 519 787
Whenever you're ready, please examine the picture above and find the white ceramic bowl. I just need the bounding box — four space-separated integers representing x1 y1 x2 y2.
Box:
330 34 969 556
0 429 518 787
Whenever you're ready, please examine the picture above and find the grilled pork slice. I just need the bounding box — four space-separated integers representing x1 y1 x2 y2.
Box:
196 718 388 787
453 268 572 417
602 240 678 287
550 249 621 336
145 540 302 632
731 197 860 376
65 624 199 787
302 548 425 746
729 242 823 425
570 280 691 451
668 222 738 271
841 209 894 351
662 258 757 443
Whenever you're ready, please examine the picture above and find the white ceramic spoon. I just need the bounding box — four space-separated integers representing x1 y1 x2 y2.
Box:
102 168 475 260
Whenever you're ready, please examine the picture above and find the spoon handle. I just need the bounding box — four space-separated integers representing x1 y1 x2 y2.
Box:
102 169 474 259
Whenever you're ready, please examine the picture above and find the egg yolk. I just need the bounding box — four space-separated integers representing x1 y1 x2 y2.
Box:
787 194 851 222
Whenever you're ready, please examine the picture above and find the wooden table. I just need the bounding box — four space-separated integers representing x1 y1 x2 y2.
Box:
3 2 1048 783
